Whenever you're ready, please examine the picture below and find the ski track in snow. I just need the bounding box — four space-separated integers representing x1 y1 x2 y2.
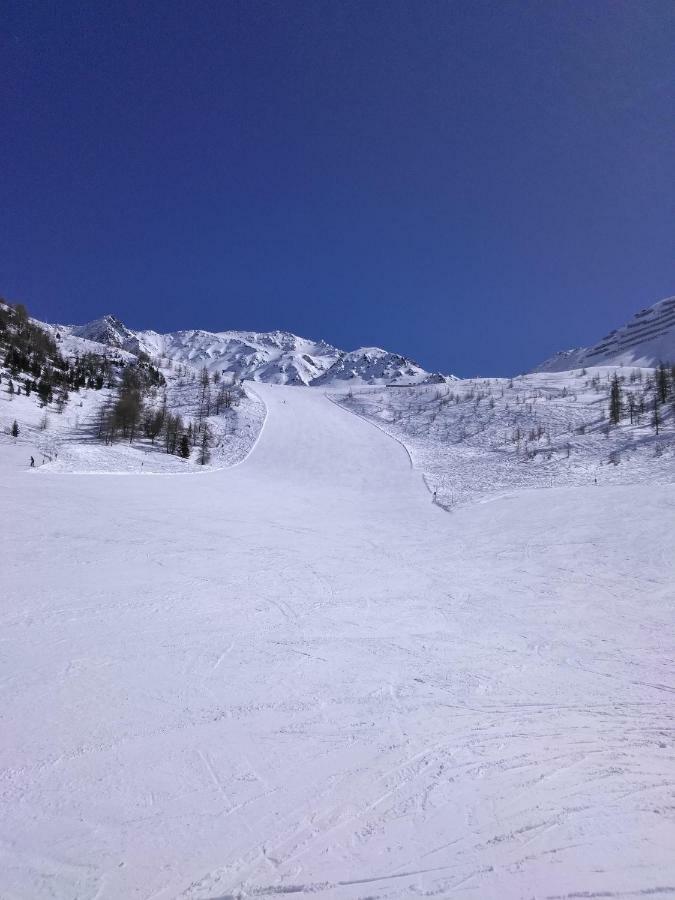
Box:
1 384 674 899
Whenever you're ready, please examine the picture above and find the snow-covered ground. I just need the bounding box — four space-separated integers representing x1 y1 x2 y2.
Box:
2 383 674 899
334 367 675 508
0 368 266 474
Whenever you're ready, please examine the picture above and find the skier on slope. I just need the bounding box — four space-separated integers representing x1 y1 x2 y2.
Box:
30 456 35 468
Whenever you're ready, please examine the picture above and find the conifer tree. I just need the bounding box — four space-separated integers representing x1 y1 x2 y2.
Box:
627 393 636 424
609 374 622 425
144 408 165 443
199 424 211 465
652 396 661 435
656 363 669 404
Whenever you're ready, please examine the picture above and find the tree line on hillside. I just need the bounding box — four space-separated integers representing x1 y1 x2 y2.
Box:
609 363 675 434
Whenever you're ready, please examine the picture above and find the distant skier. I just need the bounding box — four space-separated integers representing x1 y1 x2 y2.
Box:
30 456 35 468
432 490 437 504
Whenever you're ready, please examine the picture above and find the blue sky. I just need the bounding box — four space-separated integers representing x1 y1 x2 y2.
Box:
1 0 673 375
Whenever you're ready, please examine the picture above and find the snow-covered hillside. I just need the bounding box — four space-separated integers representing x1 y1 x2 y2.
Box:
1 303 266 474
0 362 266 475
535 294 675 371
335 365 675 508
53 314 452 385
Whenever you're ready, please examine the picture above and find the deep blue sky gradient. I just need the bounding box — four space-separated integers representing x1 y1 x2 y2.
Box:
1 1 673 375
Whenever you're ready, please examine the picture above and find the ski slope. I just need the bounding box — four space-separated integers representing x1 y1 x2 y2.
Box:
1 385 674 899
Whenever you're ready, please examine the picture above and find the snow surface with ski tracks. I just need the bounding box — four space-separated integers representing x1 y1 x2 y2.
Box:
2 384 674 899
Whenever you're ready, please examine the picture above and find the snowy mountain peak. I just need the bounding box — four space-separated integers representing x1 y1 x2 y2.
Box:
533 295 675 372
313 346 453 386
129 327 344 385
71 314 139 351
49 315 454 386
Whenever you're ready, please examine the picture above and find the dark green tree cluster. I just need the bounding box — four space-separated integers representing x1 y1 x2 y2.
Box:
2 303 67 404
0 300 123 406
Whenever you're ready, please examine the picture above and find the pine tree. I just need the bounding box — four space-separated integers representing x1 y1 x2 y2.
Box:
609 374 622 425
198 424 211 465
14 303 28 326
656 363 669 404
652 396 661 435
179 433 191 459
627 393 636 424
144 407 165 443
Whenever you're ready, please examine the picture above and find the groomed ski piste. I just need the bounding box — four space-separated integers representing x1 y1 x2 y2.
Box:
2 382 674 899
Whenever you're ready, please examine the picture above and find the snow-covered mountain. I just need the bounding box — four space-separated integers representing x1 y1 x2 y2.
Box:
70 314 140 351
534 295 675 372
313 347 453 386
134 327 343 385
53 315 452 386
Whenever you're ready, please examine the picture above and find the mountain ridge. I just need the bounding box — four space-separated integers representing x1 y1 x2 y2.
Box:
533 295 675 372
25 292 675 383
53 314 455 386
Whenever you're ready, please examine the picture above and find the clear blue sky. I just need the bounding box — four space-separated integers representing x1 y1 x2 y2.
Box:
1 1 673 375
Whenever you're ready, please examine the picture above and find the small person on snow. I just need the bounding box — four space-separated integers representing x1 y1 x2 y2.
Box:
30 456 35 468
